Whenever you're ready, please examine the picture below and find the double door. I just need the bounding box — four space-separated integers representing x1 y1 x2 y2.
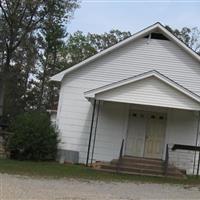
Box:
125 110 166 159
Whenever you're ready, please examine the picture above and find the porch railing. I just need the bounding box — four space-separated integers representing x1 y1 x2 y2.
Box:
172 144 200 177
116 139 124 173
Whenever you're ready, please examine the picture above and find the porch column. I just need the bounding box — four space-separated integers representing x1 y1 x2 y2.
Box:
195 111 200 176
90 100 101 165
86 99 96 166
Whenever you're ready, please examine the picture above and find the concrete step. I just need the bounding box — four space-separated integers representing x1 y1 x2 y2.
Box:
94 168 186 179
92 156 186 178
111 160 177 171
112 158 163 166
122 156 163 165
100 163 183 177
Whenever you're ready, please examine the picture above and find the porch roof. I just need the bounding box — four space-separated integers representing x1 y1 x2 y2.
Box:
84 70 200 111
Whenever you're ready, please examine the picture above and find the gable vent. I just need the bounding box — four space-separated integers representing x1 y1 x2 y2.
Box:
144 32 169 41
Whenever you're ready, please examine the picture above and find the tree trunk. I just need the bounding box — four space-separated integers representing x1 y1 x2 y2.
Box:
1 48 11 118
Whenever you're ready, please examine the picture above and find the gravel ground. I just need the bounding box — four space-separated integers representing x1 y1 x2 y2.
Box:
0 173 200 200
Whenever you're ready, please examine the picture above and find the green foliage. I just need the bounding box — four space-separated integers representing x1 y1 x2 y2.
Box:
65 31 97 67
36 0 79 110
0 0 80 120
64 29 131 68
165 25 200 54
0 0 199 122
8 112 59 161
0 159 199 185
88 29 132 52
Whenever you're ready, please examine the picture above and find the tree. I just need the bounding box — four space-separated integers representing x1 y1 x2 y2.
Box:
88 29 131 52
64 31 97 67
36 0 79 110
0 27 39 116
166 25 200 54
0 0 47 119
0 0 80 118
64 29 131 68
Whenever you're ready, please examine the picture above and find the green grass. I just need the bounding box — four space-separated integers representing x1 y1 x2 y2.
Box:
0 158 200 185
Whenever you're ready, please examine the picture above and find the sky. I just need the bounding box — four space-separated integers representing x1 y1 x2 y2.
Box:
67 0 200 35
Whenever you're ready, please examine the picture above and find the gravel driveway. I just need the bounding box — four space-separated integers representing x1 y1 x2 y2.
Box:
0 173 200 200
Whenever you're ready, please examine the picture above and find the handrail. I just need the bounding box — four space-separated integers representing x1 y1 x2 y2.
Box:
172 144 200 151
164 144 169 175
116 139 124 173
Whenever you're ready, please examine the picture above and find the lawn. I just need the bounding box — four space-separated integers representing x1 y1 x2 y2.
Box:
0 158 200 185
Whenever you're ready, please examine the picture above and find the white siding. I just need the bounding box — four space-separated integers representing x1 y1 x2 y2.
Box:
96 76 200 110
92 104 199 174
165 109 199 174
56 37 200 172
66 38 200 96
92 102 129 162
56 79 100 163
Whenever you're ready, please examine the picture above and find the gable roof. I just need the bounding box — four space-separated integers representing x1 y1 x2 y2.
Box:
84 70 200 104
51 22 200 82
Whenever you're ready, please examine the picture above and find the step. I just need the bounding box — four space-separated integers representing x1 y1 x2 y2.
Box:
122 156 163 165
100 163 184 177
111 160 176 171
94 168 185 179
111 159 164 168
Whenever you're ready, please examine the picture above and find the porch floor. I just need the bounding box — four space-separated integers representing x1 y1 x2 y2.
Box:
92 156 186 179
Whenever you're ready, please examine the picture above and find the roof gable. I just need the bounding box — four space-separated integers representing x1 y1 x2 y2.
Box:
51 22 200 82
84 70 200 108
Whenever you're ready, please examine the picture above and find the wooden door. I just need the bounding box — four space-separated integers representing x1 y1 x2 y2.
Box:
125 110 146 157
144 112 166 159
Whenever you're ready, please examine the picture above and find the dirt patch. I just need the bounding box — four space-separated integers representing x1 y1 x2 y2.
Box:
0 173 200 200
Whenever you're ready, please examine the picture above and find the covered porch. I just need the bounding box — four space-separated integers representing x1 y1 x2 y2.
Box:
84 71 200 176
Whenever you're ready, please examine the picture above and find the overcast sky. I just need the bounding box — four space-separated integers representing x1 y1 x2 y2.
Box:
67 0 200 34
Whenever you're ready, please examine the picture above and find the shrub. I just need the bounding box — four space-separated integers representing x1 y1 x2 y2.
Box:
8 112 59 161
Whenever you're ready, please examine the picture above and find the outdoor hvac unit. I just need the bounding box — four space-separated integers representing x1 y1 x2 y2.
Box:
57 149 79 164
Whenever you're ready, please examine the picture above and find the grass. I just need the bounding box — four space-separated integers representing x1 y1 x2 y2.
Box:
0 158 200 185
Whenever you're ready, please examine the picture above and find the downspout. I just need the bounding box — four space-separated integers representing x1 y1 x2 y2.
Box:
193 111 200 174
90 100 101 165
86 99 96 166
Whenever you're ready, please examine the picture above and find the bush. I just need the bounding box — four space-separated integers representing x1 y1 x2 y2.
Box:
8 112 59 161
